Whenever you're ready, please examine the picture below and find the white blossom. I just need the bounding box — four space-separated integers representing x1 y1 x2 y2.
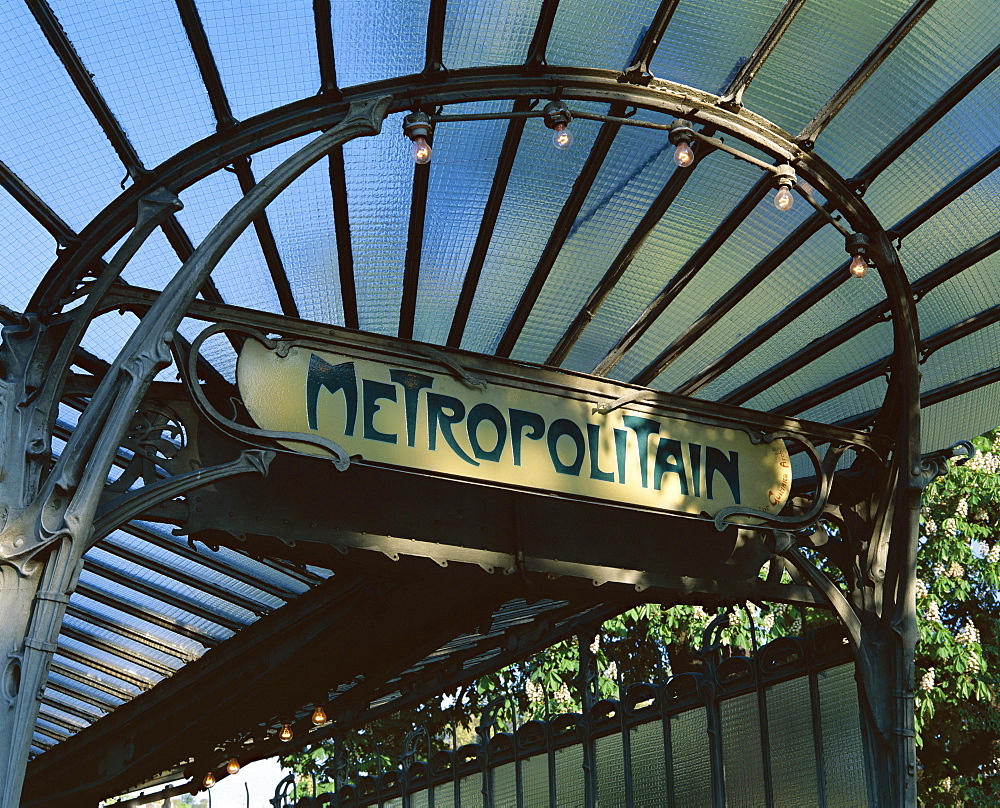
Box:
948 561 965 580
942 776 952 792
967 654 982 675
791 616 803 634
987 544 1000 563
924 518 937 535
691 606 709 620
942 518 959 537
933 562 947 578
925 601 941 623
956 499 969 519
919 668 935 692
914 579 929 599
589 636 600 655
554 682 572 705
604 661 618 681
956 622 979 646
525 679 544 704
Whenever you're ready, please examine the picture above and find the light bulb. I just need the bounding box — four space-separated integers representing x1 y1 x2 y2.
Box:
411 136 432 165
552 123 573 150
203 772 216 788
279 724 293 742
673 141 694 168
774 185 794 211
312 706 328 725
849 254 868 278
226 757 241 775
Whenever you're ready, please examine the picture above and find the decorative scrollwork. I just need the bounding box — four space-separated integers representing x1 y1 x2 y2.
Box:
713 433 846 533
179 323 351 471
106 404 187 494
916 440 975 486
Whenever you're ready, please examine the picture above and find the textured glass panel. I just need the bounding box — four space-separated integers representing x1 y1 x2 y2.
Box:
819 0 1000 176
1 3 127 232
563 152 764 375
795 376 888 426
458 771 483 807
514 109 680 365
630 720 668 806
918 248 1000 353
78 311 141 369
411 789 430 808
197 0 318 122
57 634 158 689
443 0 542 69
344 112 412 335
923 381 1000 455
414 101 511 345
595 733 626 808
651 0 788 95
548 0 660 71
863 72 1000 231
609 163 817 384
766 678 819 806
670 709 711 808
331 0 430 88
742 0 915 136
433 783 455 808
51 0 215 167
521 754 549 806
176 168 285 314
719 693 766 807
385 798 404 808
554 744 585 806
818 664 868 806
61 614 182 677
0 188 59 312
922 322 1000 396
461 112 605 354
492 761 517 806
892 167 1000 286
116 227 183 293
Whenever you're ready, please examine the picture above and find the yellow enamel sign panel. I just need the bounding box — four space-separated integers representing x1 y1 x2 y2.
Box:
237 340 792 518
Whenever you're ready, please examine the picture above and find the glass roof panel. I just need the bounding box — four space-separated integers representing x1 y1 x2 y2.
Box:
547 0 661 71
1 2 128 232
609 161 815 382
344 111 412 335
794 375 888 425
917 244 1000 339
512 110 682 364
330 0 431 88
817 0 1000 177
114 227 183 293
49 0 216 167
921 321 1000 393
560 155 764 374
414 101 512 346
176 169 285 315
0 189 58 313
922 380 1000 452
197 0 320 121
442 0 543 69
741 0 915 136
460 112 606 355
650 0 788 95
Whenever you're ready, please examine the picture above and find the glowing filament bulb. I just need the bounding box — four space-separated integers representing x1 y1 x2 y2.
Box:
226 758 241 775
279 724 294 742
850 254 868 278
312 706 328 725
551 123 573 150
203 772 216 788
774 185 794 211
411 136 432 165
673 141 694 168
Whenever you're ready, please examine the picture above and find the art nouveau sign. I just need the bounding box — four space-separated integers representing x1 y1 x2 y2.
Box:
237 340 791 518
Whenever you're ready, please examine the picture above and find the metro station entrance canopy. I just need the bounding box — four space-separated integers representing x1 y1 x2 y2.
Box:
0 0 997 805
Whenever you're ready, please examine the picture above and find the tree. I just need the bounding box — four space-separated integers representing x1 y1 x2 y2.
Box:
283 431 1000 804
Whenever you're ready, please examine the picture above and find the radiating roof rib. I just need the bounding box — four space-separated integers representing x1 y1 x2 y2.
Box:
621 0 683 84
0 160 77 248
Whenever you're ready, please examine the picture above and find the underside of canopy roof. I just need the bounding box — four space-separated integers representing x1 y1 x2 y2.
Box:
0 0 998 803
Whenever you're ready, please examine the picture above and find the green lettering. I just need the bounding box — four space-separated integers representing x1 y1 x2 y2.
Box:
587 423 615 482
547 419 585 476
467 403 507 463
509 409 545 466
706 447 740 503
388 369 434 447
426 392 479 466
306 354 357 435
653 438 689 495
622 415 660 489
362 379 398 444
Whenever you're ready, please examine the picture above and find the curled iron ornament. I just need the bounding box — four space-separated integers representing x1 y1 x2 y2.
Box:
712 432 845 532
181 323 351 470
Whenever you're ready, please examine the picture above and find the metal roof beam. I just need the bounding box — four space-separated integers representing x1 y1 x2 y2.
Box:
496 105 627 357
526 0 561 69
718 0 808 108
424 0 447 74
44 678 117 715
40 693 103 726
0 160 77 248
60 625 176 679
399 141 432 340
547 132 717 367
621 0 683 84
55 643 156 692
447 99 531 347
313 0 341 97
798 0 940 146
592 173 771 377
